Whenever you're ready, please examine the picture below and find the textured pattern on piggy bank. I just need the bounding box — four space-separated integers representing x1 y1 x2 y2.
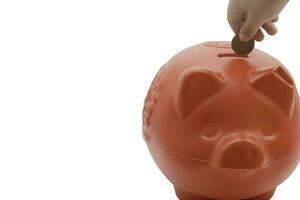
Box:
143 65 167 141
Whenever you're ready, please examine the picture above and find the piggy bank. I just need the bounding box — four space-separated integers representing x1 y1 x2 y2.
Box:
142 42 300 200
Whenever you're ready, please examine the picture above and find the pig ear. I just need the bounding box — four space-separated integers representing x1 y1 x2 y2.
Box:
175 67 225 118
250 66 296 117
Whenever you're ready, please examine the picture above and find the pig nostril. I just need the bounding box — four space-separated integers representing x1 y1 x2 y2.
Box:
219 141 264 169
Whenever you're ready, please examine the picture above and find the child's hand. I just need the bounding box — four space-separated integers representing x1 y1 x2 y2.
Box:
228 0 289 41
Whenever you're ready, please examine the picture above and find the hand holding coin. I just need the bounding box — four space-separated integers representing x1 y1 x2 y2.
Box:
227 0 287 42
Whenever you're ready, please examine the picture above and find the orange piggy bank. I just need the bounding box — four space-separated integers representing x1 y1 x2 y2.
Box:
143 42 300 200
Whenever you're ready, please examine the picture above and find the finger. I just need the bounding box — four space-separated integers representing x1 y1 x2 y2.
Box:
227 8 244 34
229 18 243 34
254 28 265 42
271 16 279 23
239 16 262 41
262 22 278 36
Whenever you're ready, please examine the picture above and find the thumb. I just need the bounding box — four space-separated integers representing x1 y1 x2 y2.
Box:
239 17 261 41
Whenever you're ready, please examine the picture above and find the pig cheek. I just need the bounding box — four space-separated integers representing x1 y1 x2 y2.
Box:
263 126 298 161
190 132 221 161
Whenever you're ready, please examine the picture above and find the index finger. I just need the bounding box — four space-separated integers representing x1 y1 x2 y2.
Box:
227 6 245 33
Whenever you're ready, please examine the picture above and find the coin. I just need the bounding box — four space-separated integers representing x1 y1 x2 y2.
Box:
231 35 255 56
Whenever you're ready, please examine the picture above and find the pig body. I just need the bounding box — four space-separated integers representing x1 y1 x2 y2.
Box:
143 42 300 200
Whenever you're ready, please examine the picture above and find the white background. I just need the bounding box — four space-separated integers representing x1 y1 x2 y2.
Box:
0 0 299 199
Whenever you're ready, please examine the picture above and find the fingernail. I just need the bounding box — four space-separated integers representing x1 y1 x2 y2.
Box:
239 33 249 41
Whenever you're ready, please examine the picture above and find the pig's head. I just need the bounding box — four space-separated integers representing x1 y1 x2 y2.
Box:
172 64 299 170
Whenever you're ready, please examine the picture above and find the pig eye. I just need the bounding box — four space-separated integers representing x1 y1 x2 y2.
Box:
261 123 276 140
201 123 220 140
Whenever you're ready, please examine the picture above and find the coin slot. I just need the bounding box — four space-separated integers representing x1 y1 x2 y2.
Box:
218 53 248 58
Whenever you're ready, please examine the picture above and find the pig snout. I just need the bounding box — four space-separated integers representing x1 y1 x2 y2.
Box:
218 140 265 169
